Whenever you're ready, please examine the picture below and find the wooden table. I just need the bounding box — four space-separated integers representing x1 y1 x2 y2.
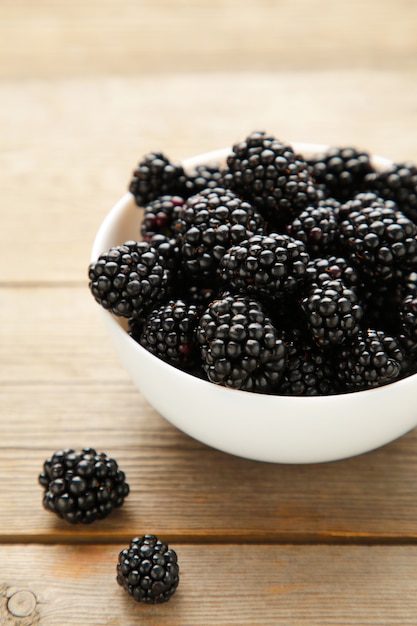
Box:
2 1 417 623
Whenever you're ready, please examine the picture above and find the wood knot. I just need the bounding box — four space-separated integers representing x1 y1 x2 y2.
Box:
7 590 37 617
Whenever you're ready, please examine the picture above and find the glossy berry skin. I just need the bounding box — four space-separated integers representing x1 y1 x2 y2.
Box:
117 535 179 604
224 131 318 227
218 233 310 303
364 161 417 223
173 187 264 282
197 294 287 392
141 195 185 240
129 152 185 207
301 278 363 348
338 193 417 282
181 163 224 197
88 240 172 319
286 199 340 255
39 448 129 524
336 329 404 391
134 299 201 369
307 146 373 200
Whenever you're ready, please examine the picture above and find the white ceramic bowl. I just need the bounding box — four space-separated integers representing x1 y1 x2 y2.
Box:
91 143 417 464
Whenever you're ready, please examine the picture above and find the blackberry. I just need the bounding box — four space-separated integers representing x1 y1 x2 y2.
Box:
134 299 201 369
338 193 417 282
307 146 373 200
399 292 417 342
279 331 340 396
223 131 318 227
173 186 264 282
301 278 363 347
364 161 417 223
88 240 172 318
304 255 362 290
181 162 224 197
117 534 179 604
286 198 340 255
129 152 185 207
336 329 404 391
39 448 129 524
141 195 185 240
197 294 287 392
218 233 310 303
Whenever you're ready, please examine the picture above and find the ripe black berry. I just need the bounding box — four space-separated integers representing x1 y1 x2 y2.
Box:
88 240 173 318
224 131 318 227
173 186 264 282
218 233 310 303
129 152 185 207
39 448 129 524
197 294 287 392
117 535 179 603
301 278 363 347
307 146 373 200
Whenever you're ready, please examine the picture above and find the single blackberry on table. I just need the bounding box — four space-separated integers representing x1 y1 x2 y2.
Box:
364 161 417 223
304 255 362 290
307 146 373 200
134 299 201 369
197 294 287 392
88 240 172 319
117 534 179 604
218 233 310 303
39 448 129 524
223 131 318 228
278 330 340 396
129 152 185 207
301 278 363 347
173 186 265 282
141 195 185 240
338 193 417 282
181 163 225 197
336 328 404 391
286 198 340 255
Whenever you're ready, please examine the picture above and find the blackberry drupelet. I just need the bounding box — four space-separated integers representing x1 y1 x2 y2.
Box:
336 329 404 391
173 186 265 282
301 278 363 347
364 161 417 223
39 448 129 524
129 152 185 207
141 195 185 240
134 299 201 369
88 240 172 318
399 292 417 342
181 163 225 197
338 193 417 282
218 233 310 303
304 255 362 290
117 534 179 604
197 294 287 392
286 198 340 255
223 131 318 227
307 146 373 200
279 330 340 396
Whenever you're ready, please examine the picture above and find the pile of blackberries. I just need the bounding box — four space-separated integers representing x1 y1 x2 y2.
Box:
89 131 417 395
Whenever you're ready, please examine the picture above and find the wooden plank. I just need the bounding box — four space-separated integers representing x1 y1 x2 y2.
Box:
0 0 417 78
1 72 417 283
1 380 417 542
1 544 417 624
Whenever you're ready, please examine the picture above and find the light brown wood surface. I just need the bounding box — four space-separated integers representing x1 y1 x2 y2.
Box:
2 1 417 624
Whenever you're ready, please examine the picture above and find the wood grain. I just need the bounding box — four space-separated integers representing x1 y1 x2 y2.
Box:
2 1 417 623
2 544 417 625
1 0 417 79
1 71 417 283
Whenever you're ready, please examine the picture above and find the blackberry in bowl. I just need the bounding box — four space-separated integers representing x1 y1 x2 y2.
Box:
89 138 417 464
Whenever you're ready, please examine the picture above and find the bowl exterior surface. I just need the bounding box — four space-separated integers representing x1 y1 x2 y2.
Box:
91 145 417 464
